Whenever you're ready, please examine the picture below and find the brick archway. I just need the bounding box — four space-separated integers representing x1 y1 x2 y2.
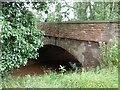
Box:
37 44 82 70
37 21 118 68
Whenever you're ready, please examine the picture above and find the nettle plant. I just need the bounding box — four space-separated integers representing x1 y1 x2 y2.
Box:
0 2 45 76
99 37 119 67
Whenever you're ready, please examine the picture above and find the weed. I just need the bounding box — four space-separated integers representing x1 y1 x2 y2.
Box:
2 66 118 88
59 65 66 74
99 37 119 67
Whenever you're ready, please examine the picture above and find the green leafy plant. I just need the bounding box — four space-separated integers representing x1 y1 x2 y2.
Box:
59 65 66 74
107 38 119 65
0 2 45 76
99 37 119 67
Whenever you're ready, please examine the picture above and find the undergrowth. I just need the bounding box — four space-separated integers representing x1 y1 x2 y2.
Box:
2 66 118 88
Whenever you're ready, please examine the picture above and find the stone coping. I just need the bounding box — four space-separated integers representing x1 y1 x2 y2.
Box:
38 20 120 24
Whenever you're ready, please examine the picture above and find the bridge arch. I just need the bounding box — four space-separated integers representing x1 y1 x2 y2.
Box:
37 21 119 68
37 44 82 70
42 36 101 68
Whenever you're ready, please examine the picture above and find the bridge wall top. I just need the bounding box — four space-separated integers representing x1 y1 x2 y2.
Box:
37 21 119 42
38 20 119 24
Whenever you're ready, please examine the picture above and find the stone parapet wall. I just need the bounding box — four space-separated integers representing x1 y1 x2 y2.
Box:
37 20 119 43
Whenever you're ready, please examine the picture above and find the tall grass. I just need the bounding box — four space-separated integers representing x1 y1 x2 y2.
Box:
2 66 118 88
99 37 119 67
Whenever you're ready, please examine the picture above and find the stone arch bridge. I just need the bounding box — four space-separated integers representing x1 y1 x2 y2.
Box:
36 21 119 69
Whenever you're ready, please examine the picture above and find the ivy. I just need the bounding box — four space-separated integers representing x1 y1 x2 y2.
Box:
0 2 45 76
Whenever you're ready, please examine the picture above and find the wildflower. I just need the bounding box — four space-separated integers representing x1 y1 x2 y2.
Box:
99 41 102 44
113 45 117 48
103 42 106 44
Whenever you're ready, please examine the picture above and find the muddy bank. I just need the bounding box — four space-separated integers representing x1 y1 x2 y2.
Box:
10 60 82 77
10 62 56 77
10 60 72 77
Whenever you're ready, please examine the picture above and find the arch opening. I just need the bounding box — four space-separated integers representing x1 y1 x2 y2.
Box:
11 44 82 77
36 44 82 71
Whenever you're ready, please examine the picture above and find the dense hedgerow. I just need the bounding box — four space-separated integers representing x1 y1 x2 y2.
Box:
0 2 45 76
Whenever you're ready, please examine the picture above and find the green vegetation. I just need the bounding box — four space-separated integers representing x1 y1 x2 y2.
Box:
0 1 119 76
59 65 66 74
39 1 119 22
2 66 118 88
0 2 45 76
73 2 119 20
99 37 119 67
0 1 119 88
2 35 118 88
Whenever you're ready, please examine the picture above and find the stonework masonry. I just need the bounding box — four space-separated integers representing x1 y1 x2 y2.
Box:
37 20 119 69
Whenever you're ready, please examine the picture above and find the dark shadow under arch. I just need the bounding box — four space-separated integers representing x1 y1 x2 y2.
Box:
11 44 83 77
36 44 82 70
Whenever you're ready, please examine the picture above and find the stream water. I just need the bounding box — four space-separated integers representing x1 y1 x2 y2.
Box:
10 60 73 77
10 62 58 77
10 45 82 77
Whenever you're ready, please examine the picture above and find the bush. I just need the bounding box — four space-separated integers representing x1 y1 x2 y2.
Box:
0 2 44 76
99 37 119 67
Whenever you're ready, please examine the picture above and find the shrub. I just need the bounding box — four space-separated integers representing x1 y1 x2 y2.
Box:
99 37 119 67
0 2 44 76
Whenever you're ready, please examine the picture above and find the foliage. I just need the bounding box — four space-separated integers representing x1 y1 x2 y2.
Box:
2 66 118 88
73 2 119 20
7 1 118 23
0 2 45 76
35 1 119 22
107 38 119 65
99 37 119 67
59 65 66 74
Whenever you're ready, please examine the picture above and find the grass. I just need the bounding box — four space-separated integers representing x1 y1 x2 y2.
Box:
2 66 118 88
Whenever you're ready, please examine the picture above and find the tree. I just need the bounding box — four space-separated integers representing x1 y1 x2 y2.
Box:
73 2 119 20
0 2 46 76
